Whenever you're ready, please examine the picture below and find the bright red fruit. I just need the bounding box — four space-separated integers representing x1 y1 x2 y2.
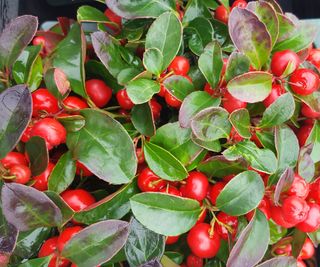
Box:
270 50 300 77
63 96 88 110
168 56 190 75
85 79 113 108
214 212 238 240
209 182 226 205
281 196 309 224
187 223 221 258
137 167 166 192
263 84 285 107
182 171 209 201
32 88 60 117
164 91 182 108
307 48 320 69
159 185 181 196
301 103 320 119
186 254 203 267
33 162 55 191
296 203 320 232
30 118 66 150
289 68 319 95
116 89 134 110
33 36 46 47
299 238 315 260
57 226 83 252
9 164 31 184
270 205 296 228
1 152 28 168
296 123 313 147
214 5 229 24
222 91 247 113
104 8 122 32
61 189 95 211
158 84 166 97
166 235 180 245
307 178 320 204
246 196 271 221
76 161 93 177
231 0 247 10
150 98 162 120
287 174 310 199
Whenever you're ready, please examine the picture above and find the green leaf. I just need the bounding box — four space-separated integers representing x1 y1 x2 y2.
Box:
74 181 139 224
125 218 165 267
18 256 51 267
67 109 137 184
256 256 297 267
12 46 43 91
225 52 250 82
145 12 182 70
277 13 295 43
259 93 295 128
58 115 86 132
106 0 176 19
216 171 265 216
292 229 307 258
143 48 163 76
48 151 76 194
191 107 231 142
163 75 195 101
296 91 320 113
127 78 160 104
77 5 112 24
308 229 320 247
229 109 251 138
44 68 70 100
226 210 270 267
227 72 272 103
161 255 180 267
298 145 315 183
130 192 201 236
223 140 278 174
61 220 130 267
117 68 142 86
164 252 183 265
0 15 38 70
273 168 295 205
307 121 320 163
228 8 272 69
198 41 223 89
183 0 212 24
144 142 188 181
131 103 155 136
269 219 287 244
1 183 62 231
0 85 32 159
25 136 49 176
179 91 221 128
191 134 221 152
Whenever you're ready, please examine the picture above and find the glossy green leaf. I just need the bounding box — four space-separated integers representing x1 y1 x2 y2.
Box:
216 171 265 216
198 41 223 89
62 220 130 267
127 78 160 104
163 75 195 101
117 68 142 86
74 181 139 224
259 93 295 128
161 255 180 267
144 142 188 181
48 151 76 194
223 140 278 174
228 8 272 69
296 91 320 113
227 71 272 103
51 23 86 98
1 183 62 231
292 229 306 258
106 0 176 19
77 5 112 24
0 85 32 159
191 134 221 152
255 130 276 153
277 13 295 43
188 66 207 90
269 219 287 244
229 108 251 138
25 136 48 176
131 103 155 136
0 15 38 70
44 68 70 100
306 121 320 163
18 256 51 267
67 109 137 184
12 46 43 91
191 107 231 142
183 0 212 24
58 115 86 133
179 91 221 128
225 52 250 82
256 256 297 267
308 229 320 247
125 217 165 267
226 210 269 267
130 192 201 236
164 252 183 265
145 12 182 70
143 48 163 76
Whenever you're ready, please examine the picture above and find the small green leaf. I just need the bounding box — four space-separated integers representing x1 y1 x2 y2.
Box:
269 219 287 244
163 75 195 101
191 134 221 152
127 79 160 104
143 48 163 76
44 68 70 100
306 120 320 163
225 52 250 82
77 5 113 24
298 145 315 182
308 229 320 247
18 256 51 267
131 103 155 136
183 0 212 24
58 115 86 133
229 109 251 138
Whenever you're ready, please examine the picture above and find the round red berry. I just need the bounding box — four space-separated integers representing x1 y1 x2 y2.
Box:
299 238 315 260
168 56 190 76
166 235 180 245
32 88 60 117
270 205 296 228
287 174 310 199
231 0 247 10
164 91 182 108
271 50 300 77
222 91 247 113
85 79 113 108
289 68 319 95
104 8 122 32
182 171 209 201
296 123 313 147
209 182 226 205
281 196 309 224
301 103 320 119
307 48 320 69
33 162 55 191
116 89 134 110
75 161 93 177
57 226 83 252
296 203 320 232
159 185 181 196
263 84 285 108
1 152 28 169
137 167 167 192
215 5 229 24
150 98 162 120
61 189 95 212
9 164 31 184
63 96 88 111
186 254 203 267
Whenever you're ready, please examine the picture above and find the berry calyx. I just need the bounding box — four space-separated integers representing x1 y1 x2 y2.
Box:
214 212 238 240
137 167 167 192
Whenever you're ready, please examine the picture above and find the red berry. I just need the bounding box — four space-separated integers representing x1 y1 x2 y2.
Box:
137 167 167 192
182 171 209 201
33 36 46 47
57 226 83 252
271 50 300 77
281 196 309 224
215 5 229 24
164 91 182 108
30 118 66 150
287 174 310 199
186 254 203 267
270 205 296 228
1 152 28 168
150 98 162 120
204 83 215 95
104 9 122 32
289 69 319 95
75 161 93 177
168 56 190 76
21 123 34 143
209 182 226 205
85 79 113 108
9 164 31 184
307 178 320 204
297 260 307 267
296 203 320 232
246 196 271 221
274 242 292 256
214 212 238 240
33 162 55 191
223 174 235 182
231 0 247 10
301 103 320 119
159 185 181 196
32 88 60 117
61 189 95 212
158 84 166 97
297 123 313 147
187 223 221 258
116 89 134 110
166 235 180 245
229 127 244 143
63 96 88 111
299 238 315 260
307 48 320 69
196 208 207 224
222 91 247 113
263 84 285 108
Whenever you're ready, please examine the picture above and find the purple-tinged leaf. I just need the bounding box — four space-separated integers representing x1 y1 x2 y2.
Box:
263 0 283 14
276 14 296 43
1 183 62 231
228 8 272 70
225 52 250 82
274 168 294 205
141 259 163 267
61 220 130 267
256 256 297 267
226 210 269 267
298 144 315 182
0 85 32 159
44 68 70 100
191 133 221 152
0 15 38 70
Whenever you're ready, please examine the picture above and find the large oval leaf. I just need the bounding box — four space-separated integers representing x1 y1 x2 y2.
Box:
1 183 62 231
25 136 48 176
228 8 272 70
216 171 265 216
0 85 32 159
66 109 137 184
130 193 201 236
127 78 160 104
226 210 270 267
61 220 130 267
